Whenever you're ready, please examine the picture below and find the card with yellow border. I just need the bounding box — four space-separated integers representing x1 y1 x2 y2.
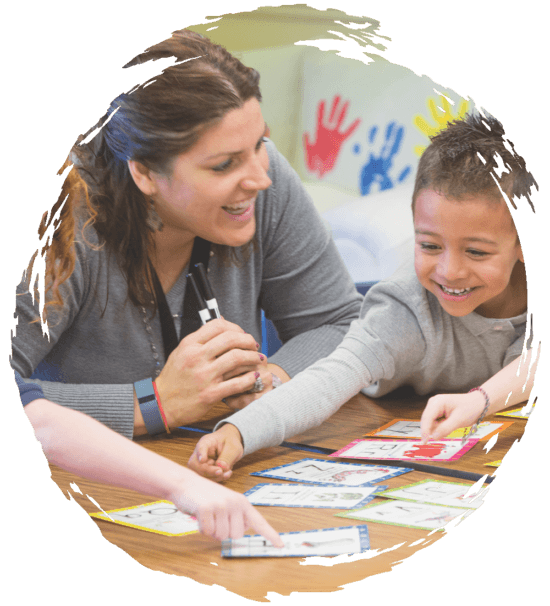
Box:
485 460 502 467
496 404 534 419
89 500 199 536
364 418 513 441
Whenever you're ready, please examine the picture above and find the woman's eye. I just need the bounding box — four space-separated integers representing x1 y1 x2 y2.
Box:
212 158 233 172
468 249 489 257
212 137 267 173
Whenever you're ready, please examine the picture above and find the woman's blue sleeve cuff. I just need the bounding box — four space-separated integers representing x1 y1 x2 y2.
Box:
14 370 45 406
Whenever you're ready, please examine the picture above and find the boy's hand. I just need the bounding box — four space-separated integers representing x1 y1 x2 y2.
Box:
188 424 244 482
171 474 283 546
420 392 486 443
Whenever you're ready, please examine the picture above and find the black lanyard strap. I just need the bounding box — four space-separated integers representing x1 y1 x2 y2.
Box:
150 237 212 360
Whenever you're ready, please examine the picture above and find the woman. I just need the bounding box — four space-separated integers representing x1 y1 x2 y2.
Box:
12 30 362 438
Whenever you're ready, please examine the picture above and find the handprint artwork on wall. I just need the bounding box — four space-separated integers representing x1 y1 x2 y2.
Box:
413 94 471 156
353 122 412 195
303 95 361 178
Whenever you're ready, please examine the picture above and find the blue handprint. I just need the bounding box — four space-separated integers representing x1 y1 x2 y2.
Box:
354 122 411 195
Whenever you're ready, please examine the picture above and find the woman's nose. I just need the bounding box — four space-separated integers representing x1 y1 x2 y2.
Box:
240 154 272 191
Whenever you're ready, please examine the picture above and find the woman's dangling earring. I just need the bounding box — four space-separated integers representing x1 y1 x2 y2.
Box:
146 199 164 232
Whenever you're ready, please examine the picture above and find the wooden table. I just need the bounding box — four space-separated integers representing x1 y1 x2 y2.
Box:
49 392 528 601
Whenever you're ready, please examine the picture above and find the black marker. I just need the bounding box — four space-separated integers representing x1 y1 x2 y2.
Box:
186 273 213 325
194 262 221 319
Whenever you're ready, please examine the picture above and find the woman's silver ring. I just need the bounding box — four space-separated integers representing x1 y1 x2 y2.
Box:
247 376 264 394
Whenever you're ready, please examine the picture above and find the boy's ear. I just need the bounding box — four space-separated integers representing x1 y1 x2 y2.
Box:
517 240 525 264
128 160 158 197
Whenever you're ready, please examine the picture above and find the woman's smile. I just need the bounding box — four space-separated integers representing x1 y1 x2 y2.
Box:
222 198 256 221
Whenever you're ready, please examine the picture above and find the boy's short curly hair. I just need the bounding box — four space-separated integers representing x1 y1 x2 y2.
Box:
413 113 537 212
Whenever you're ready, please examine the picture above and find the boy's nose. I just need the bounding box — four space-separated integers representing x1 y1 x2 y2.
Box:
438 253 467 282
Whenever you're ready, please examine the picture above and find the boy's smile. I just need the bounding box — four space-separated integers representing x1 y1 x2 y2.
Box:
413 189 526 319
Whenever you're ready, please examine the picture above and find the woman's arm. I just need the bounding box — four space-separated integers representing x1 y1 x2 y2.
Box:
420 345 539 442
23 395 281 545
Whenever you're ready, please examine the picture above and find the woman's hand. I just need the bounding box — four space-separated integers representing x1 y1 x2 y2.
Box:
222 363 290 411
420 391 487 443
221 354 271 411
188 424 244 482
151 319 265 429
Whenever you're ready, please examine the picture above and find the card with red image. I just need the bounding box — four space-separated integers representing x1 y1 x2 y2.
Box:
330 438 477 462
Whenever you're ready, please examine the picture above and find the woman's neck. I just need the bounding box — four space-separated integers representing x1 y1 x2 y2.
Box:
150 228 195 293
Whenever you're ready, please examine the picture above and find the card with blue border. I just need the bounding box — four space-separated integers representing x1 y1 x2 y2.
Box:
251 458 412 486
244 482 388 509
222 524 370 558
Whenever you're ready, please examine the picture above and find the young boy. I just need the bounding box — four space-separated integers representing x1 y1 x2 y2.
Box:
188 113 537 480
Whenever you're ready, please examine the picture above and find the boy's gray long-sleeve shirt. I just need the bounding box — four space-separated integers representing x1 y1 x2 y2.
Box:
220 262 527 456
11 140 363 438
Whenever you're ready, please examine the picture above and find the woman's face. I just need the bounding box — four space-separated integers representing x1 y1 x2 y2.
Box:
145 97 272 248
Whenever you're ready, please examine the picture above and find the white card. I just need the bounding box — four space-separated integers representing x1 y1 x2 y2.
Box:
378 479 486 509
244 483 387 509
367 419 510 441
338 500 470 530
90 500 199 536
251 458 411 486
222 525 370 557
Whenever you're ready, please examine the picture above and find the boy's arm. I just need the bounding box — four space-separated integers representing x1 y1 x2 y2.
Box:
421 345 539 442
188 345 375 479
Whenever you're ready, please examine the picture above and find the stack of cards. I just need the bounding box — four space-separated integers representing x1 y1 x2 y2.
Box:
88 417 503 557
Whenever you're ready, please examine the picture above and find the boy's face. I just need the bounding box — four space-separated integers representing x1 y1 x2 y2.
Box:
413 189 524 318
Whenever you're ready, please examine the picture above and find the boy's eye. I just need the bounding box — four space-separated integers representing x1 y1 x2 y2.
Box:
467 249 490 257
419 242 440 252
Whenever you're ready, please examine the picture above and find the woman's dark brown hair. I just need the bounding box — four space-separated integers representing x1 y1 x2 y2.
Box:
40 30 262 314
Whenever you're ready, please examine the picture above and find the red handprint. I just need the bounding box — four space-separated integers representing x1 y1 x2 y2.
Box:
303 95 361 178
